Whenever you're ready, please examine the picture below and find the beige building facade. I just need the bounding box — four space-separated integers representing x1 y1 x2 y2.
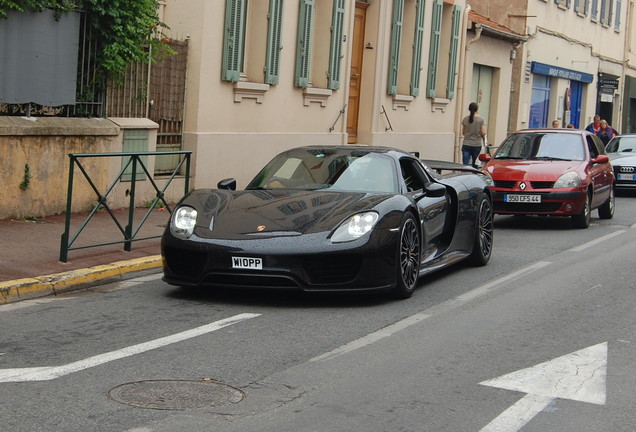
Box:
472 0 633 134
159 0 522 188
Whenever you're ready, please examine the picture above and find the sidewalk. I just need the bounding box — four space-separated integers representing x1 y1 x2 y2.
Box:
0 208 170 305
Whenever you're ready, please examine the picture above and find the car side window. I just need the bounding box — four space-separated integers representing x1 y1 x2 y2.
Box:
586 135 605 158
399 159 429 192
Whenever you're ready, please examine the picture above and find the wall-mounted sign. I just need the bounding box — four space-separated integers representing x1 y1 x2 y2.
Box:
530 62 594 83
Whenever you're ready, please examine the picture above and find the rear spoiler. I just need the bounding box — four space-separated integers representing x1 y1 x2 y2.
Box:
421 159 482 175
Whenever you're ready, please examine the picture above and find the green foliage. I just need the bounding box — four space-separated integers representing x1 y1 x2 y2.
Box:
0 0 169 80
19 163 31 191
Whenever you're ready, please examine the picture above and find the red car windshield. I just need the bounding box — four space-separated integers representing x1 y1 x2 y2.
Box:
494 133 585 161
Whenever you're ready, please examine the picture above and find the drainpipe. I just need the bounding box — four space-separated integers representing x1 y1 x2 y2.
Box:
620 0 634 132
453 5 481 163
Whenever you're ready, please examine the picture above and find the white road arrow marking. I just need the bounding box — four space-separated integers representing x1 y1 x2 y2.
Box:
479 342 607 432
0 313 260 383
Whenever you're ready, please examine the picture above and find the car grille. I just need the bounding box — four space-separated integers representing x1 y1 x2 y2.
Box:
163 248 207 280
613 166 636 185
494 180 555 189
202 273 299 288
494 180 516 189
530 181 555 189
494 202 562 213
303 254 362 285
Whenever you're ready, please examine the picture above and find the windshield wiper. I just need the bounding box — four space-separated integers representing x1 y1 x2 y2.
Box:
494 156 525 160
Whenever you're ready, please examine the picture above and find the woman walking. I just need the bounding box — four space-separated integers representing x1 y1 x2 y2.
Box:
461 102 487 168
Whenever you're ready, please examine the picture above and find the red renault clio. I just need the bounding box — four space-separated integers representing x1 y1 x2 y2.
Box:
479 129 615 228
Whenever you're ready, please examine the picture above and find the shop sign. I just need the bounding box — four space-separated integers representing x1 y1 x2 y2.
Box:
530 62 594 83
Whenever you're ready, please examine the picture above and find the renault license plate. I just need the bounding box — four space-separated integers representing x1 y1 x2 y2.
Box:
504 194 541 203
232 256 263 270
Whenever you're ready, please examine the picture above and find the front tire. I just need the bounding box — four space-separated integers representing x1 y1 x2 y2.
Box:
468 192 493 266
392 213 420 299
598 185 615 219
572 192 591 229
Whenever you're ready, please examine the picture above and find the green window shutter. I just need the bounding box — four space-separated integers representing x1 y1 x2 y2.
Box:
410 0 426 96
426 0 442 98
222 0 245 82
295 0 315 88
446 4 461 99
327 0 346 90
265 0 284 85
387 0 404 95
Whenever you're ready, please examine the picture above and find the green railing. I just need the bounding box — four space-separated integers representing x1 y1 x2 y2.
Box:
60 151 191 262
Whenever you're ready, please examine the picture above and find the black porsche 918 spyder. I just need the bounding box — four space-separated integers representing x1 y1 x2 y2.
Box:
161 146 494 299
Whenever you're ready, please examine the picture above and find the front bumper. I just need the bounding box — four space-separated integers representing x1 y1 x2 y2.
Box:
161 228 400 292
490 189 587 216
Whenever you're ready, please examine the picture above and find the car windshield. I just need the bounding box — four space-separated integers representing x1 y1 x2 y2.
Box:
246 148 399 193
606 136 636 153
493 132 585 161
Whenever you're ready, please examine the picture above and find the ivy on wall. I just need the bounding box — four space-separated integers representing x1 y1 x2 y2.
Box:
0 0 170 81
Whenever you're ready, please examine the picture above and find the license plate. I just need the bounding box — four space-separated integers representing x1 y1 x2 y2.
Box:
617 173 636 181
504 194 541 203
232 256 263 270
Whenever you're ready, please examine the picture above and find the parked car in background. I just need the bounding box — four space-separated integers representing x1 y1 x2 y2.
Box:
479 129 615 228
162 146 494 300
605 134 636 191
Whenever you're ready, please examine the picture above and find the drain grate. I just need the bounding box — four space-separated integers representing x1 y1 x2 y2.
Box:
108 379 245 410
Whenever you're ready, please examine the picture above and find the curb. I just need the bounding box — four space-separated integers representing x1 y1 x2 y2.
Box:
0 255 162 305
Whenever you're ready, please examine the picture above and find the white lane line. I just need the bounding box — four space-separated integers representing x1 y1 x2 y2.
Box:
312 262 552 363
567 230 625 252
0 313 260 382
310 312 432 362
455 261 552 303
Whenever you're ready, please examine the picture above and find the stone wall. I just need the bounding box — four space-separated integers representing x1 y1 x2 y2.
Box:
0 117 187 220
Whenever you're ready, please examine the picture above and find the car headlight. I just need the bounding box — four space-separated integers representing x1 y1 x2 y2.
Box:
482 172 494 187
553 172 581 188
171 206 198 239
331 212 379 243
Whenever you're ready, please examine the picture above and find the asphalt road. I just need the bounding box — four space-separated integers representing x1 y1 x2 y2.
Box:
1 193 636 432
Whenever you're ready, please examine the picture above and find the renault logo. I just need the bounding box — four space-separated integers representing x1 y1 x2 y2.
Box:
619 166 635 173
519 182 527 190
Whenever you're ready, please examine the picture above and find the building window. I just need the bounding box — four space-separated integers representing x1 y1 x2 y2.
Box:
614 0 622 29
222 0 284 85
591 0 598 19
387 0 426 96
294 0 346 90
599 0 613 25
426 0 462 99
530 75 551 128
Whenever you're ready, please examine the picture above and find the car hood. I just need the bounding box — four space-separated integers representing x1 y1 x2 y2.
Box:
483 159 584 181
608 152 636 165
178 188 394 239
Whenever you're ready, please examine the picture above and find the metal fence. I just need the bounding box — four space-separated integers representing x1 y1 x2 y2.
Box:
59 150 191 262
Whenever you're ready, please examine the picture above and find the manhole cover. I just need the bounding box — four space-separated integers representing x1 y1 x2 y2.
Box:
108 379 245 410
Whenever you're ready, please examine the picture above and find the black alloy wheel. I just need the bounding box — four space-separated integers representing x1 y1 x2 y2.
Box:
469 193 494 266
393 214 420 299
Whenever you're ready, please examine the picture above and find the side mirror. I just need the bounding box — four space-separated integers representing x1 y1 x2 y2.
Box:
592 155 609 164
424 182 447 198
217 178 237 190
478 153 492 163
